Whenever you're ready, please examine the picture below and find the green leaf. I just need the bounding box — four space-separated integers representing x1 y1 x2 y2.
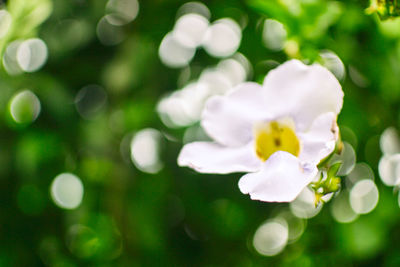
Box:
0 0 52 58
328 161 342 178
8 0 52 35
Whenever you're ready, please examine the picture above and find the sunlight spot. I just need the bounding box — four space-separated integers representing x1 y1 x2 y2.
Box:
97 17 125 46
157 82 208 128
157 55 250 128
3 40 23 75
10 90 41 124
332 142 356 176
378 154 400 186
177 2 211 20
277 211 305 243
199 68 232 94
173 13 209 48
232 53 252 79
50 173 84 210
320 50 346 81
203 18 241 58
75 84 107 120
350 180 379 214
331 190 358 223
216 58 247 85
105 0 139 26
262 19 287 51
130 128 163 173
290 187 322 219
17 38 48 72
157 96 194 128
380 127 400 155
253 218 288 256
159 32 195 68
346 162 374 187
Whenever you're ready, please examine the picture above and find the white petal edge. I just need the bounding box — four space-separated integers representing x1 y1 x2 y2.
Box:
263 59 343 132
238 151 318 202
201 82 270 147
178 141 261 174
298 112 338 164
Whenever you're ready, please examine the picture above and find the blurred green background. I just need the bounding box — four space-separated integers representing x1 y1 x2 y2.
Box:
3 0 400 266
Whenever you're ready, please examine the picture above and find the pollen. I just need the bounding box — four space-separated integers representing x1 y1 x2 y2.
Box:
254 118 300 161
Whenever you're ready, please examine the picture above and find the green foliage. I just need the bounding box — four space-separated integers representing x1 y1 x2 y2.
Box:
368 0 400 20
3 0 400 266
0 0 52 55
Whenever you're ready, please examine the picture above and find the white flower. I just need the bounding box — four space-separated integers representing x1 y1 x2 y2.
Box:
178 60 343 202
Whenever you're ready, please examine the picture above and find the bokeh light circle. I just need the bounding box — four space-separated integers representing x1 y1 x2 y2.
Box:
290 187 322 219
346 162 375 187
177 2 211 20
173 13 209 48
336 142 356 176
253 218 289 256
216 58 247 85
202 18 242 58
262 19 287 51
350 180 379 215
50 173 84 210
9 90 41 124
380 127 400 155
330 190 358 223
159 32 195 68
16 38 48 72
105 0 139 26
320 50 346 81
130 128 164 173
3 40 23 75
157 82 208 127
378 154 400 186
277 211 305 243
75 84 108 120
96 17 125 46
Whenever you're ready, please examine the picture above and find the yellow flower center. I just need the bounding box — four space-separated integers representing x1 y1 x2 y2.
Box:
254 118 300 161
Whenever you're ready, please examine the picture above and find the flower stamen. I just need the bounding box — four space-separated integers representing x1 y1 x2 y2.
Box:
254 118 300 161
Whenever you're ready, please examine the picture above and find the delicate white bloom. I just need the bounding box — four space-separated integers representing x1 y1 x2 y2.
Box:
178 60 343 202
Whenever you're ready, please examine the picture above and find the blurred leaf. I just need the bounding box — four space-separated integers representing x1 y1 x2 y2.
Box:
0 0 52 56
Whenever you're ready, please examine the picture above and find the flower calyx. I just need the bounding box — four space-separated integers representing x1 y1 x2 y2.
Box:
311 161 342 207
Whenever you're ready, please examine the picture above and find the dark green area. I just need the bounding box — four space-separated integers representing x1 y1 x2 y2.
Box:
2 0 400 266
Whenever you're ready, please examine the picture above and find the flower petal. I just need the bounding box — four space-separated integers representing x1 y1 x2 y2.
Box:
263 60 343 132
201 82 270 147
298 112 338 164
178 141 261 174
238 151 318 202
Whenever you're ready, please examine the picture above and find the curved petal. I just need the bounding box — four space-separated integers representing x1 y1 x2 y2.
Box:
263 60 343 132
298 112 338 164
201 82 270 147
238 151 318 202
178 141 261 174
